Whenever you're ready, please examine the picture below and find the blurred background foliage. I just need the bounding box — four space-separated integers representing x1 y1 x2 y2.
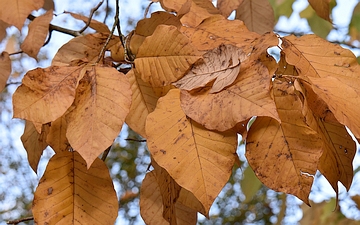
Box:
1 0 360 224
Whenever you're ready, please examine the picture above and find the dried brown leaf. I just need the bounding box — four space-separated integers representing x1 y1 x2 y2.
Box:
21 10 53 59
174 44 247 93
46 115 69 153
180 0 220 27
217 0 244 18
308 0 331 22
0 20 9 43
0 51 11 91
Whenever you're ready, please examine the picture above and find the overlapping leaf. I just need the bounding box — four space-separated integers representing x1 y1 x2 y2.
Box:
21 10 53 59
0 0 44 30
180 34 280 131
179 0 220 27
13 66 85 124
21 121 50 173
281 35 360 140
52 33 118 66
0 20 9 43
308 0 331 22
235 0 275 34
46 115 69 153
66 66 131 167
246 79 323 204
32 151 118 224
0 51 11 91
217 0 244 18
174 44 247 93
146 89 237 213
134 25 202 87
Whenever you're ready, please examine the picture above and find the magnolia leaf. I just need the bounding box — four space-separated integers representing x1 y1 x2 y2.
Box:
0 0 44 30
21 10 53 59
181 50 279 131
52 33 118 66
134 25 202 87
13 66 85 124
32 151 118 224
174 44 247 93
0 20 9 43
21 121 50 173
180 15 258 53
235 0 275 34
308 0 331 22
66 66 131 167
146 89 237 213
217 0 244 18
125 69 158 138
0 51 11 91
180 0 220 27
46 115 70 153
282 35 360 140
246 79 323 204
66 12 110 33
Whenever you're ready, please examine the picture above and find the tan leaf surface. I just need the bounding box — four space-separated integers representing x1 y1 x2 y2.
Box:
0 20 9 43
146 89 237 213
180 15 258 53
174 44 247 93
159 0 191 14
181 48 279 131
235 0 275 34
32 151 118 224
0 0 44 30
66 66 131 167
308 0 331 22
134 25 202 87
180 0 220 27
217 0 244 18
0 51 11 91
67 12 110 33
13 66 85 124
52 33 118 66
42 0 54 10
246 79 323 204
125 69 158 138
21 121 50 173
282 35 360 139
47 115 69 153
21 10 53 59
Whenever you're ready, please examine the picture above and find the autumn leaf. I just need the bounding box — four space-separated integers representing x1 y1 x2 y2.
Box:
66 66 131 167
46 115 70 153
125 69 158 138
52 33 118 66
0 0 44 30
159 0 191 14
42 0 54 10
134 25 202 87
13 65 85 124
66 11 110 33
146 89 237 214
281 34 360 140
32 151 118 224
180 45 279 131
180 15 258 53
217 0 244 18
235 0 275 34
308 0 331 22
0 20 9 43
246 79 323 204
21 10 53 59
21 121 50 173
179 0 220 27
174 44 247 93
0 51 11 91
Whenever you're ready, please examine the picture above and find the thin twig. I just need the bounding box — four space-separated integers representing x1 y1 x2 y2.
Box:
5 82 22 87
27 14 81 37
101 145 112 161
103 0 110 23
125 138 147 142
8 51 23 56
79 0 105 33
7 216 33 224
144 2 154 18
114 0 125 47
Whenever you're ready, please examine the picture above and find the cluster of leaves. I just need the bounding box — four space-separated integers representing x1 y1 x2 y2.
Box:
0 0 360 224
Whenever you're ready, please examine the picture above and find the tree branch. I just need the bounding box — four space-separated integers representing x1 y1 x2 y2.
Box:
79 0 105 33
7 216 33 224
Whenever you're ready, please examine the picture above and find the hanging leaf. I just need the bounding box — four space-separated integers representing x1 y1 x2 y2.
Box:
0 20 9 43
21 121 50 173
179 0 220 27
134 25 202 87
46 115 70 153
13 65 86 124
174 44 247 93
0 0 44 30
307 0 331 22
32 151 118 224
217 0 244 18
235 0 275 34
146 89 237 214
0 51 11 91
66 66 131 167
21 10 53 59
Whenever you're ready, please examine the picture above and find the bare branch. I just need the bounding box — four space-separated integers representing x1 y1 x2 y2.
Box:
79 0 105 33
7 216 33 225
125 138 147 142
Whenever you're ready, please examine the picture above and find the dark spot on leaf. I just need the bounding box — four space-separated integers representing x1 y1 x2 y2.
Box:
47 187 53 195
160 149 166 154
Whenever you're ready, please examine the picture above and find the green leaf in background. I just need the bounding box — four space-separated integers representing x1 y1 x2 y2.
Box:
240 165 262 203
349 3 360 42
300 4 332 39
269 0 295 22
